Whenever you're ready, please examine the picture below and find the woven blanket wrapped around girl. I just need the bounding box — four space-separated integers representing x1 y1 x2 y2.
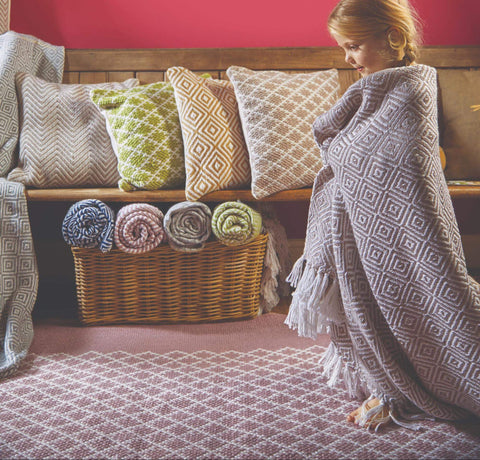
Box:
286 0 480 430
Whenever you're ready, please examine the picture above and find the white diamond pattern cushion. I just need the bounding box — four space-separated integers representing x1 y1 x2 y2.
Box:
226 67 340 199
8 73 139 187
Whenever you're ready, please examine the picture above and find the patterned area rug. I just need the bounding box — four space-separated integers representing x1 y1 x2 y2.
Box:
1 315 479 459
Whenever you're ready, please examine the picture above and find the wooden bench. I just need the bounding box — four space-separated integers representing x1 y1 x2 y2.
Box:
25 45 480 203
26 45 480 318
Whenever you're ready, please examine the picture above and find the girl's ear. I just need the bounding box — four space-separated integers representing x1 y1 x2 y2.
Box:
386 27 407 60
387 27 402 45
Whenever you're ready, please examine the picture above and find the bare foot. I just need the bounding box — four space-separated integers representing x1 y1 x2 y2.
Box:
346 406 362 423
347 397 391 429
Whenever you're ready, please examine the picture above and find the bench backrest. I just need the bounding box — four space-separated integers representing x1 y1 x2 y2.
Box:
63 46 480 90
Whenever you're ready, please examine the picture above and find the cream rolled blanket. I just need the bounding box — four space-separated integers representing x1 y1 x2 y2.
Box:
114 203 166 253
163 201 212 252
212 201 262 246
286 65 480 426
62 199 115 252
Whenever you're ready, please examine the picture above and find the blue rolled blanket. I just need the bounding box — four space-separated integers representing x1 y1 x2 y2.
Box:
62 199 115 252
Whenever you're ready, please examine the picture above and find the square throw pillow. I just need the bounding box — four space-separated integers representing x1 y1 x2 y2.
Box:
0 32 64 177
438 69 480 179
90 81 185 191
166 67 250 201
226 67 340 199
8 73 138 187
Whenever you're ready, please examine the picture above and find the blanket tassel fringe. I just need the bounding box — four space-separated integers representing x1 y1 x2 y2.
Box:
285 257 344 339
320 341 365 399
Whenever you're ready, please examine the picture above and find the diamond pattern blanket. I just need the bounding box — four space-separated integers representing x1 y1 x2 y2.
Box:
0 179 38 378
0 33 63 378
285 65 480 424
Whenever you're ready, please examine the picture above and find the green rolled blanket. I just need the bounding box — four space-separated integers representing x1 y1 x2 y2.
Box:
212 201 262 246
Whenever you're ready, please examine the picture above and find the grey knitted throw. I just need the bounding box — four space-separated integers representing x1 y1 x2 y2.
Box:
285 65 480 424
0 179 38 378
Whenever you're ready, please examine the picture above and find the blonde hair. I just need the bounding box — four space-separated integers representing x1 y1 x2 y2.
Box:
328 0 422 65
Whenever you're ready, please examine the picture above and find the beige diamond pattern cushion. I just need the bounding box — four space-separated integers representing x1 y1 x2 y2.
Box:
8 73 139 187
167 67 250 201
226 67 340 199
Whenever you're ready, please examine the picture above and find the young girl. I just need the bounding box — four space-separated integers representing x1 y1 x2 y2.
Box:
285 0 480 430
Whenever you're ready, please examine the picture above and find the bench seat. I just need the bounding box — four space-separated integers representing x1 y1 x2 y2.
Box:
24 183 480 202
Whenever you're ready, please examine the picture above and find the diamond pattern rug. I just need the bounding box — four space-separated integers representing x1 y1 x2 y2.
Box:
1 315 479 459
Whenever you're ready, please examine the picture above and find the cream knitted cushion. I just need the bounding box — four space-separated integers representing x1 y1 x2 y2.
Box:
90 81 185 191
226 67 340 199
167 67 250 201
8 73 138 187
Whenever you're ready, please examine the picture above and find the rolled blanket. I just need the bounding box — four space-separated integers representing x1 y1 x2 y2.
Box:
163 201 212 252
114 203 166 253
212 201 262 246
62 199 115 253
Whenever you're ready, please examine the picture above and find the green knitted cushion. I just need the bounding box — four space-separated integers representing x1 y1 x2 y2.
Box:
90 82 185 191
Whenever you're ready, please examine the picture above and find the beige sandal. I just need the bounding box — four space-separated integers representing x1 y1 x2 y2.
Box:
353 396 392 431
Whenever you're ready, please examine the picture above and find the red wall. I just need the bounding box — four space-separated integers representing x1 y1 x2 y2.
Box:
10 0 480 49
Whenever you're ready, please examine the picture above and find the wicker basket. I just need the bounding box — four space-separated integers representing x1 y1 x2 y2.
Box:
71 233 268 325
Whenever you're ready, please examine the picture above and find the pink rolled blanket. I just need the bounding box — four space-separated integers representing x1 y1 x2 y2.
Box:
114 203 166 253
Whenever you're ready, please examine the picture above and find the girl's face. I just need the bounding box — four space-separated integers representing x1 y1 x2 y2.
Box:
332 33 392 76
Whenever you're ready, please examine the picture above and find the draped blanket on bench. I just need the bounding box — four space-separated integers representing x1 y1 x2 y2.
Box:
285 64 480 424
0 179 38 378
0 31 64 378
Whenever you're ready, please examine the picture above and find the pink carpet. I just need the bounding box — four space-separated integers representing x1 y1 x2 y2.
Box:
1 313 479 459
29 312 326 354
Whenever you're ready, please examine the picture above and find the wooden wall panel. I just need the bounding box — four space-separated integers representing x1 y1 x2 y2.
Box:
338 70 360 95
62 72 79 84
79 72 109 84
64 46 480 73
136 71 165 84
107 71 135 82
